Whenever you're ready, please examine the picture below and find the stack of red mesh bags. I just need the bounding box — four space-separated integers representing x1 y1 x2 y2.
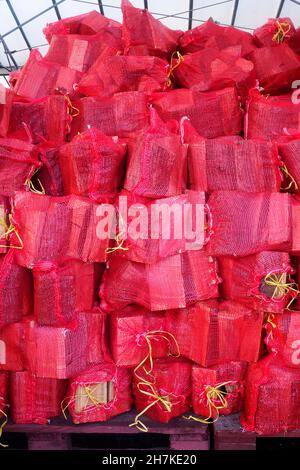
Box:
0 0 300 441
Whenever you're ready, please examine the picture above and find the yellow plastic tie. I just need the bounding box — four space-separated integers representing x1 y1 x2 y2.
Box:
25 168 45 195
272 21 291 43
0 409 8 448
0 215 23 250
264 272 300 301
64 95 80 117
280 164 298 192
166 51 184 87
264 313 277 341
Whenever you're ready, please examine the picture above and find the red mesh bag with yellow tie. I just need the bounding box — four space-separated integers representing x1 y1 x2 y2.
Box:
0 84 13 138
253 18 295 47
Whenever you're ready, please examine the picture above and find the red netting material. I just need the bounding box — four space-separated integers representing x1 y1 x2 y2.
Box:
33 261 102 326
218 252 295 313
278 137 300 189
124 110 187 198
288 27 300 54
207 191 292 256
10 371 67 424
0 84 13 138
179 19 256 57
0 137 40 197
14 50 83 100
59 128 127 200
253 18 295 47
291 196 300 254
37 143 64 196
66 360 132 424
121 0 181 58
0 251 33 328
245 89 300 140
150 87 242 139
0 196 8 254
81 308 109 365
192 362 247 418
78 55 168 98
249 44 300 94
174 48 256 99
9 96 70 144
265 311 300 368
0 321 27 371
241 354 300 435
132 358 191 423
12 192 111 267
0 371 9 414
70 92 149 139
100 250 220 312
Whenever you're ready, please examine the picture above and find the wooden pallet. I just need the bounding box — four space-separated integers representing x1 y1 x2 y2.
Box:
4 411 209 450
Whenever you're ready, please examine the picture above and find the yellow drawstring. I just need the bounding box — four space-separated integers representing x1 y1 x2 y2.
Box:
272 21 291 43
280 164 298 192
25 169 45 195
0 409 8 448
264 313 277 341
61 385 110 419
166 51 184 87
0 215 23 250
64 95 80 117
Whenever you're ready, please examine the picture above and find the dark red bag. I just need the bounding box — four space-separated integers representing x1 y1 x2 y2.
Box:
288 27 300 54
100 250 220 312
9 95 70 144
0 251 33 328
12 192 112 267
121 0 181 58
291 196 300 254
77 55 168 98
33 261 102 326
151 87 242 139
173 48 255 99
179 19 256 57
10 371 67 424
218 252 296 314
14 50 83 100
0 137 40 197
265 311 300 368
0 371 9 415
249 44 300 94
70 92 149 139
0 321 27 371
37 142 64 196
207 191 291 257
59 128 127 201
245 89 300 140
191 362 247 420
132 358 191 429
81 308 109 366
0 84 13 138
241 354 300 435
64 360 132 424
253 18 295 47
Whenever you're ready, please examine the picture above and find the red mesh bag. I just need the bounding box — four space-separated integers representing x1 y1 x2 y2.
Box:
207 191 292 257
124 110 187 198
0 137 40 197
116 190 206 263
100 250 220 312
64 360 132 424
278 137 300 192
218 252 296 314
121 0 181 58
179 19 256 57
37 142 64 196
191 362 247 420
59 129 127 201
265 311 300 368
12 191 111 267
14 50 83 100
241 354 300 435
245 89 300 140
0 251 32 328
150 87 242 139
253 18 295 48
81 308 109 365
288 27 300 55
0 196 9 254
70 92 149 139
173 48 255 99
26 314 88 379
43 10 121 42
9 95 69 144
0 321 27 371
33 261 102 326
132 358 191 428
291 196 300 254
249 44 300 94
10 371 67 424
77 55 168 98
186 129 281 193
0 84 13 138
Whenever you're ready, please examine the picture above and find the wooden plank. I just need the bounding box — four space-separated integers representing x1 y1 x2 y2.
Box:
27 433 71 450
170 433 209 450
213 414 256 450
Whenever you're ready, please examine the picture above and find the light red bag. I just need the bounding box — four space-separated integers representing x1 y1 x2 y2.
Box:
0 84 13 138
64 360 132 424
81 308 109 365
33 261 103 326
291 196 300 254
241 354 300 435
0 321 27 371
0 196 9 254
77 55 168 98
249 44 300 94
207 191 291 256
265 310 300 368
245 89 300 140
253 18 295 47
121 0 181 58
10 371 67 424
191 362 247 420
179 19 256 57
100 250 220 312
14 50 83 100
151 87 242 139
70 92 149 139
218 252 296 314
12 191 112 267
59 128 127 201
